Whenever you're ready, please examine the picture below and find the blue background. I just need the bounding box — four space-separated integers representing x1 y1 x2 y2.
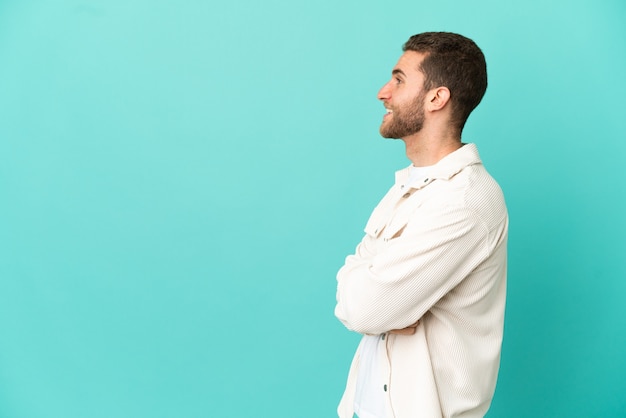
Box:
1 0 625 417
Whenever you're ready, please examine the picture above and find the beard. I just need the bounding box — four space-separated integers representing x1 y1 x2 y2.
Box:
379 92 426 139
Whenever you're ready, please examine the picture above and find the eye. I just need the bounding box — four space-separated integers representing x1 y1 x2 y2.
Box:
394 77 402 85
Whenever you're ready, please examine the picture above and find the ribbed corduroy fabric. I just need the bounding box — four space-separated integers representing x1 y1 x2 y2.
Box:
335 143 508 418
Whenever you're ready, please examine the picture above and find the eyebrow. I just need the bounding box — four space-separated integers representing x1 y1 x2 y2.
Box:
392 69 406 77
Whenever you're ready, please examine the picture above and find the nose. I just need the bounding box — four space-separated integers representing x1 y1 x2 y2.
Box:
378 81 391 101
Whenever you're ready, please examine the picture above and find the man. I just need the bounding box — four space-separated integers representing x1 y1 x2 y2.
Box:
334 32 508 418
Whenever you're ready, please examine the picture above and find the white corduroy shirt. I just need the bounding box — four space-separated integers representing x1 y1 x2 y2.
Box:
335 143 508 418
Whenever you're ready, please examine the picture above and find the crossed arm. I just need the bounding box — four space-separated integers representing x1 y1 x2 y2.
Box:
335 206 488 336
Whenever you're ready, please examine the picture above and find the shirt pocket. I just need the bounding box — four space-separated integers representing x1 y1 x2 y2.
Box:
379 194 427 241
364 205 389 239
380 219 407 241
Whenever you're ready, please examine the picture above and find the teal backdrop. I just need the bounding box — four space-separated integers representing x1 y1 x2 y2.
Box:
1 0 625 417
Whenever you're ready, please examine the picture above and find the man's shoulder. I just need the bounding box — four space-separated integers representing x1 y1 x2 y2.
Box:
423 163 507 227
459 164 507 226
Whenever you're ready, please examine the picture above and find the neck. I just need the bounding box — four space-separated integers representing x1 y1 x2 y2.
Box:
402 127 462 166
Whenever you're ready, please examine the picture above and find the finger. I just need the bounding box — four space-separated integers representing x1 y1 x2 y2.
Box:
388 320 420 335
388 327 417 335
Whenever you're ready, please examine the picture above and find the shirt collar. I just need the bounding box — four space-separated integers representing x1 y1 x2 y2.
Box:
395 143 483 190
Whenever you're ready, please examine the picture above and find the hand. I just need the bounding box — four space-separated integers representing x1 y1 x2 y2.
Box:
388 320 420 335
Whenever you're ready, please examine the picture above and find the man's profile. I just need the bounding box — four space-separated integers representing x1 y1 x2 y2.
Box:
334 32 508 418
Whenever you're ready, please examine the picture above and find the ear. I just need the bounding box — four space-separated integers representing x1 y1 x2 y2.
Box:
426 87 451 111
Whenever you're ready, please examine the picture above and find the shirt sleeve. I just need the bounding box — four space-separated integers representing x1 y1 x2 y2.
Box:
334 205 490 335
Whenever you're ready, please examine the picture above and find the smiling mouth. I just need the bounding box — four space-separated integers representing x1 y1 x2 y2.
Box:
383 108 393 119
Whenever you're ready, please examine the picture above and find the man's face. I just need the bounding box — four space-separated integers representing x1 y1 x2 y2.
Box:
377 51 428 139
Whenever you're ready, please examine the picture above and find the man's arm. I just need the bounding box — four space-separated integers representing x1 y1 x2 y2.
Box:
335 205 492 335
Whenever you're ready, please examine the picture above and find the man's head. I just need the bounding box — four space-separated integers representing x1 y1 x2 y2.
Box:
404 32 487 133
378 32 487 139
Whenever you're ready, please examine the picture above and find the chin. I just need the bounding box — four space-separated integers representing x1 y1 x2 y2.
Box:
379 129 398 139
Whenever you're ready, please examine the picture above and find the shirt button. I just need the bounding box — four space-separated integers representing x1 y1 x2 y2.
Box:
424 178 429 182
383 384 388 392
381 334 385 340
402 192 410 198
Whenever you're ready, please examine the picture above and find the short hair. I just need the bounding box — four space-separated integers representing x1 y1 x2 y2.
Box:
403 32 488 132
